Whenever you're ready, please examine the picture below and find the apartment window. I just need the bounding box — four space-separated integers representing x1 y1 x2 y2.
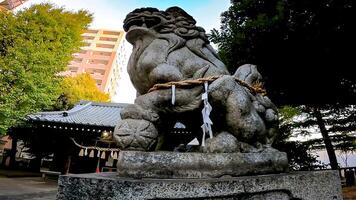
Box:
85 29 98 34
95 79 102 85
85 68 94 74
93 51 112 56
99 37 118 42
86 68 105 75
79 49 87 54
82 42 91 47
83 36 95 40
95 69 106 75
69 67 78 72
96 43 115 49
88 59 109 65
103 31 121 36
73 58 83 63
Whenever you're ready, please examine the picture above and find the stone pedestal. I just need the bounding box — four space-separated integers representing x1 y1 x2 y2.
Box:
57 170 342 200
117 151 288 178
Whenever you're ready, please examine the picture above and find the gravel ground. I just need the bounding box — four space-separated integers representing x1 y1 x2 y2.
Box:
0 175 351 200
343 186 356 200
0 177 57 200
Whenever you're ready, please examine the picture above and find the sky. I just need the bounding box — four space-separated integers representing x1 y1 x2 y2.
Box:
17 0 230 103
19 0 230 32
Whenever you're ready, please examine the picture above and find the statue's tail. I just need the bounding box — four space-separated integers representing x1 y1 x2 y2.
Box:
233 64 263 85
234 64 279 145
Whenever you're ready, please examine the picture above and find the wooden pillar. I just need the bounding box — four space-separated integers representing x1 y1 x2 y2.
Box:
64 155 72 174
9 136 17 168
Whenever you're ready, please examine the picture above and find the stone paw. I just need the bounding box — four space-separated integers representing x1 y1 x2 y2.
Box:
113 119 158 151
200 132 239 153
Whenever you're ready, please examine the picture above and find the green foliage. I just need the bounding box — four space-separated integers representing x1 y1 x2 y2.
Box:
275 105 356 168
279 105 301 121
296 105 356 147
55 73 110 110
213 0 355 169
0 4 92 134
274 140 325 170
211 0 355 105
294 106 355 133
307 134 356 152
210 0 287 71
273 106 323 170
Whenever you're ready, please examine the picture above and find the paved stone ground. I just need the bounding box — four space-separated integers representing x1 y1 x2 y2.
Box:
0 177 57 200
343 186 356 200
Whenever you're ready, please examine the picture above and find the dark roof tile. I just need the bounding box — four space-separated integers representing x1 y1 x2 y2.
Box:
28 100 130 127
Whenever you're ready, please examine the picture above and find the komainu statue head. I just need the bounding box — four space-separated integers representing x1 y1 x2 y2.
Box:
124 7 207 41
123 6 229 95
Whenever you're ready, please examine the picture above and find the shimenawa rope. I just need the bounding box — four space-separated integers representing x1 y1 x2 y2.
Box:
148 75 266 95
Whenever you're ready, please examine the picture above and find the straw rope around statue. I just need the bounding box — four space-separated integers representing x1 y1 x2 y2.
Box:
147 75 267 147
71 138 120 159
148 75 267 96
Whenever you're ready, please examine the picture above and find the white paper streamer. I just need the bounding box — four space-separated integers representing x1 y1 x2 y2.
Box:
100 151 106 159
171 85 176 105
113 152 118 160
201 125 206 147
187 138 200 146
89 150 94 158
79 149 84 156
200 81 213 146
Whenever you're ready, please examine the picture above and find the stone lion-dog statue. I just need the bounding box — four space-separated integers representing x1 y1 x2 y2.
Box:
114 7 279 154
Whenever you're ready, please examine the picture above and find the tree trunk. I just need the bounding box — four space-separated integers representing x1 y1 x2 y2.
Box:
313 107 338 170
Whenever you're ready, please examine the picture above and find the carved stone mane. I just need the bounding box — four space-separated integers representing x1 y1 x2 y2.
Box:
124 7 208 42
123 7 228 95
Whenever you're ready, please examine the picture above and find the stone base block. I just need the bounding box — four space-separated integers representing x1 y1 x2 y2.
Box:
117 151 288 178
57 170 342 200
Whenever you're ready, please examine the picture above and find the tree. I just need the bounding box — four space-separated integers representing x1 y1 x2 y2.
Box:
307 134 356 167
294 105 356 167
0 4 92 134
211 0 355 105
273 106 325 170
272 104 355 169
211 0 355 170
55 73 110 110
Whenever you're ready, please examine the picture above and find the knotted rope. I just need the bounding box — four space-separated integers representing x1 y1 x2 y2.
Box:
71 138 120 159
71 138 120 152
148 75 266 95
148 75 266 147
